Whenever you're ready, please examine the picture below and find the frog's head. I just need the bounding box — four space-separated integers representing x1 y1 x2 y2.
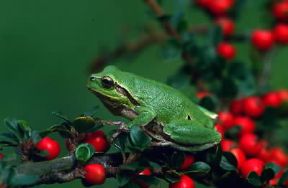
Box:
87 66 137 108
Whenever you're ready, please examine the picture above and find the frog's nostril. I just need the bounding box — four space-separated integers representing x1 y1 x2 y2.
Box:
90 75 97 81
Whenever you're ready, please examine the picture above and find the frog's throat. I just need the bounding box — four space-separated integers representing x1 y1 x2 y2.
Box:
89 88 138 119
88 84 139 107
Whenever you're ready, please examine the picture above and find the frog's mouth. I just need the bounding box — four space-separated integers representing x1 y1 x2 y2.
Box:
88 81 139 106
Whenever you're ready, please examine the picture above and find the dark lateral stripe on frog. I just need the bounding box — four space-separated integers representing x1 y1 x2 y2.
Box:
115 85 140 106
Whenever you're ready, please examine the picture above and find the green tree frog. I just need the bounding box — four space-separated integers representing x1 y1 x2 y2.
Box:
87 66 221 151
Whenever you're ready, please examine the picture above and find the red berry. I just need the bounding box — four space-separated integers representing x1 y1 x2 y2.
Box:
85 131 109 153
269 147 288 167
86 130 106 139
83 164 106 185
169 175 195 188
233 116 255 135
272 1 288 21
180 154 195 170
218 111 234 129
269 178 278 186
257 141 270 162
196 91 211 99
251 30 274 51
240 158 264 177
0 153 4 159
277 89 288 103
138 168 152 176
231 148 246 168
215 124 225 137
221 139 236 151
243 96 265 118
262 92 282 108
35 137 61 160
239 134 261 156
208 0 235 16
215 17 235 37
217 42 236 60
273 24 288 44
229 99 244 114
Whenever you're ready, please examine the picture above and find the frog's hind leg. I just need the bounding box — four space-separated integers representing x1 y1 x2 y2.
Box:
163 120 221 151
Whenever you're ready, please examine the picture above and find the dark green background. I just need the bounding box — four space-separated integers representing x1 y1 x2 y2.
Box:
0 1 287 187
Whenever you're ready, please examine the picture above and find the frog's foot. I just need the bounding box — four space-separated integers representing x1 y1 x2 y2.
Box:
142 124 167 143
162 120 222 151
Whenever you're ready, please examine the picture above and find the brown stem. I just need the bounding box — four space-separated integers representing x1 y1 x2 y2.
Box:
143 0 181 41
89 29 168 73
13 146 183 187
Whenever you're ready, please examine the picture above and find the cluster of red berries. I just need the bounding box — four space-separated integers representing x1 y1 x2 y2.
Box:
215 89 288 185
196 0 237 60
196 0 288 60
251 0 288 51
80 130 110 185
126 154 196 188
34 130 110 185
34 130 110 162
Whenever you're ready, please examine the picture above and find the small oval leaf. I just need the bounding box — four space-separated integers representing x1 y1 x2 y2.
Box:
75 143 95 163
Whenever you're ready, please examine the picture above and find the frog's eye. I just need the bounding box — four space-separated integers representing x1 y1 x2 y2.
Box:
101 76 115 89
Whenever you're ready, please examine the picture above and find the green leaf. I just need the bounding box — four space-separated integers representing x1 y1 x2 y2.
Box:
4 119 21 141
169 152 184 169
261 162 280 182
31 131 41 143
261 168 276 182
137 176 161 186
42 124 71 138
219 153 237 171
114 133 128 152
247 172 262 187
129 127 151 151
52 111 71 123
205 146 222 166
10 175 39 186
75 143 95 163
207 26 223 47
116 171 132 187
278 170 288 186
120 181 141 188
185 162 211 176
72 116 97 133
0 132 19 145
148 161 161 169
164 173 180 184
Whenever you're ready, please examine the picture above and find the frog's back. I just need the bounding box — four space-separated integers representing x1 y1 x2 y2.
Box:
104 66 213 125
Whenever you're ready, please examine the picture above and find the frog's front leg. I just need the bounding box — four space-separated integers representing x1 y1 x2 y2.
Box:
163 120 222 150
127 106 156 128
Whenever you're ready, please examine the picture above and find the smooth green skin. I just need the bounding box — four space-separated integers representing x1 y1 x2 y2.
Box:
87 66 221 151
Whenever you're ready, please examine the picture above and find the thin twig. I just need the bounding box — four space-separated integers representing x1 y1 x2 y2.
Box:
89 29 168 73
143 0 181 41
